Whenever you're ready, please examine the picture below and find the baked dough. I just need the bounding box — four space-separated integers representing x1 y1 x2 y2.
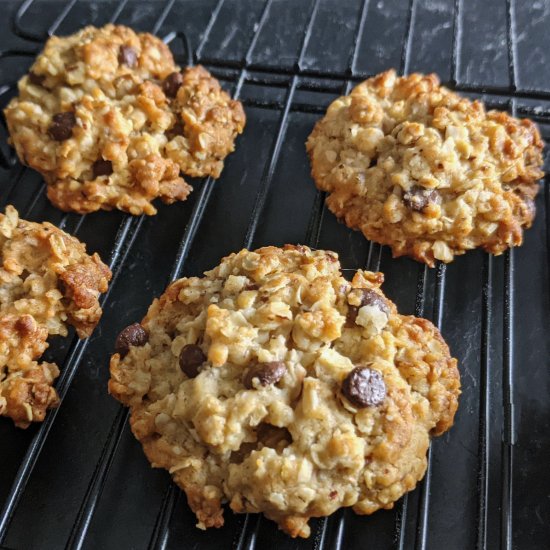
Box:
0 206 111 427
306 70 544 265
109 245 460 537
4 25 245 215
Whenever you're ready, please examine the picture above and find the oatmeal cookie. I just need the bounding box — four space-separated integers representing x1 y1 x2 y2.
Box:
4 25 245 216
0 206 111 427
306 70 544 266
109 245 460 537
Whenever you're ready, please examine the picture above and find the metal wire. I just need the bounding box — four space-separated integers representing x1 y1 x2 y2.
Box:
501 2 518 548
0 209 144 542
477 253 493 550
0 0 163 543
415 265 447 550
65 2 240 547
148 0 286 542
13 0 79 41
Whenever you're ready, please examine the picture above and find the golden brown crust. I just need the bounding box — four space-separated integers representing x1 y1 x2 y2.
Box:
166 66 246 179
0 206 111 427
4 25 245 216
394 316 459 435
0 359 60 428
109 245 460 536
306 70 544 266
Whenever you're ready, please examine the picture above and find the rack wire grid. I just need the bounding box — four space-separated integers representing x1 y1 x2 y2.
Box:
0 0 549 549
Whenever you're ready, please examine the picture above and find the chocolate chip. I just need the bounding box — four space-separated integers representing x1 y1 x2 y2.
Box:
346 307 358 325
92 159 113 178
403 185 440 212
118 45 138 68
244 361 287 389
162 71 184 98
28 71 44 86
179 344 206 378
347 288 389 324
341 366 386 408
346 305 359 325
115 323 148 357
166 120 184 140
15 315 35 335
48 112 76 141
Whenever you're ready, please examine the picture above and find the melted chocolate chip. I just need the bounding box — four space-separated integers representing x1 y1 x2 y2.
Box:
48 112 76 141
115 323 148 357
346 306 359 325
166 120 184 140
341 366 386 408
403 185 440 212
15 315 34 335
347 288 390 324
162 71 184 98
179 344 206 378
244 361 287 389
118 45 138 68
92 159 113 178
28 71 45 86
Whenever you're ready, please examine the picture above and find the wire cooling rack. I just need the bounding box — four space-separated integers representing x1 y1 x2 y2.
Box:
0 1 549 549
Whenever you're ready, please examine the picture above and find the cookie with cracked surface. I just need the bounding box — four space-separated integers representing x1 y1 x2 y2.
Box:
4 24 245 216
109 244 460 537
306 70 544 266
0 206 111 427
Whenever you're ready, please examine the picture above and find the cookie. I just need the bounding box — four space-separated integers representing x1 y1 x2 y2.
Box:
0 206 111 427
109 245 460 537
4 25 245 216
306 70 544 266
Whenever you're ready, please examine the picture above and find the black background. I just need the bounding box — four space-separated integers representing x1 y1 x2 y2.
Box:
0 1 549 549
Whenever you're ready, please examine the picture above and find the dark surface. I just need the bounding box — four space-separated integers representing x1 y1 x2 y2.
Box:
0 1 549 549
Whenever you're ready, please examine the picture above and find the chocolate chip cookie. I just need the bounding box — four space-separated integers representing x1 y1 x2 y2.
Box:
4 24 245 215
109 245 460 537
306 70 544 266
0 206 111 427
